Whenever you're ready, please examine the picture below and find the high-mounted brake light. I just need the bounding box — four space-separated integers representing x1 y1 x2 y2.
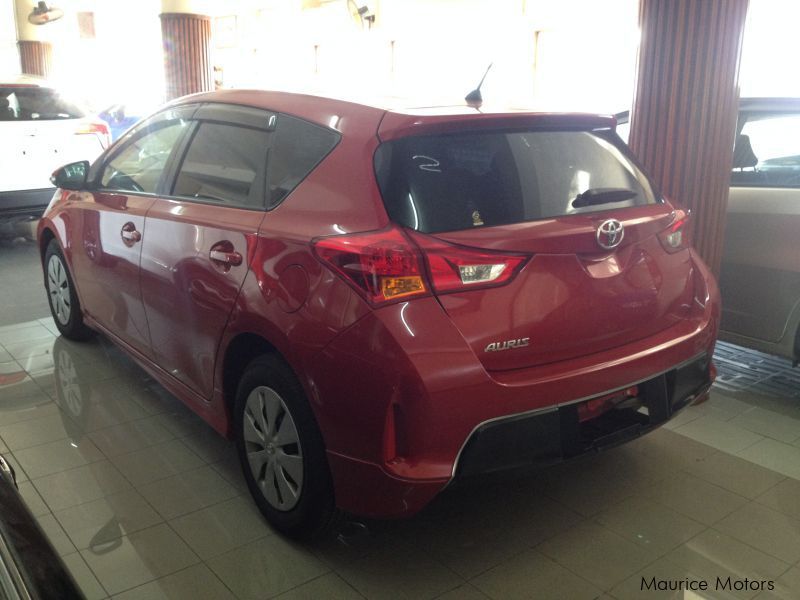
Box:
658 210 690 253
313 227 428 306
408 230 529 294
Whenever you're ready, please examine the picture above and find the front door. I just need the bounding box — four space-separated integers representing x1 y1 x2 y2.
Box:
140 114 271 398
70 116 191 356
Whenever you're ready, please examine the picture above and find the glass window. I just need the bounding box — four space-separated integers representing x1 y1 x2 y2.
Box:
0 86 85 121
732 114 800 188
374 130 656 233
267 115 340 207
100 120 188 193
172 123 269 209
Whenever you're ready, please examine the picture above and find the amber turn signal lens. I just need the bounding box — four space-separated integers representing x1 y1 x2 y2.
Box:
380 276 426 299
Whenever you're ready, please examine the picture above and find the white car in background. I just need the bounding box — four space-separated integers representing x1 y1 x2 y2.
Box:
0 75 109 227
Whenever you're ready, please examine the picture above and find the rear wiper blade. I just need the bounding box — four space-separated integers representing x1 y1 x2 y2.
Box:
571 188 638 208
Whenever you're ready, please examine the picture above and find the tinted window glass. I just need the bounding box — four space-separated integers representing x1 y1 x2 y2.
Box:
732 114 800 188
0 86 85 121
100 120 188 193
173 123 270 209
267 115 339 207
375 130 656 233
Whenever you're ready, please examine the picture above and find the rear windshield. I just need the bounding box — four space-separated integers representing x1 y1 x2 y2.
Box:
0 86 85 121
374 129 658 233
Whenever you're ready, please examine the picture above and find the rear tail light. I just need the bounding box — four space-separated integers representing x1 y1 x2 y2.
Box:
408 231 528 294
75 120 111 148
658 210 691 253
313 226 428 306
314 226 530 305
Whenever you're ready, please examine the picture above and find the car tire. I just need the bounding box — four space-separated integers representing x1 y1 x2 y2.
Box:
44 239 95 341
234 354 340 539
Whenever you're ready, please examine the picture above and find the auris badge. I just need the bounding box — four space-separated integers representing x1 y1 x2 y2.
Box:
485 337 530 352
596 218 624 250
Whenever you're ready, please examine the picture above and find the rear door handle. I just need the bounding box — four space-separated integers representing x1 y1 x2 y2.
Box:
209 247 242 267
121 222 141 243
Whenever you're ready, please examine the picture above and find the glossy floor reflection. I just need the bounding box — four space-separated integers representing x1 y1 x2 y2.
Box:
1 319 800 599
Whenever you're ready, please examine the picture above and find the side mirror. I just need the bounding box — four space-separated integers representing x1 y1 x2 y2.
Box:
50 160 89 190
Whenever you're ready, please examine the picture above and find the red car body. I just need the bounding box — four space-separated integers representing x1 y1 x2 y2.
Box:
38 90 720 520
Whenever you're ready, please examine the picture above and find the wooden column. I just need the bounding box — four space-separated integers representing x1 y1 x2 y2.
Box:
160 12 213 100
18 40 53 78
629 0 749 276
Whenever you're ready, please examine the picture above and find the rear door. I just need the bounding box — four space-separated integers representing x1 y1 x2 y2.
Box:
375 127 693 371
69 107 193 357
723 108 800 343
139 104 272 398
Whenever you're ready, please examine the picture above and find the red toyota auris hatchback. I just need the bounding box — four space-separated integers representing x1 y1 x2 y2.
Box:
38 90 720 537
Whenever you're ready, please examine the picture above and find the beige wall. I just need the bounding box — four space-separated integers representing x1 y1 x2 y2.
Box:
6 0 642 113
210 0 639 112
1 0 19 73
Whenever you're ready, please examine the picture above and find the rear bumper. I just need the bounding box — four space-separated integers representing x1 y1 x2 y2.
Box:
455 353 712 478
310 250 720 518
0 188 54 219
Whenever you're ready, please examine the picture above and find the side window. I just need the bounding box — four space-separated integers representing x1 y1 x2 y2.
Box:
100 120 188 193
268 114 340 207
732 113 800 188
172 122 270 209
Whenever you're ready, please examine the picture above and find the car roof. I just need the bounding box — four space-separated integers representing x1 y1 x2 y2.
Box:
174 89 616 139
0 74 50 87
615 97 800 123
738 97 800 113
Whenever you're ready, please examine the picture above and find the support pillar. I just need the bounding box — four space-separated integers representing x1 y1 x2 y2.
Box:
18 39 52 77
160 2 213 101
14 0 54 77
629 0 749 276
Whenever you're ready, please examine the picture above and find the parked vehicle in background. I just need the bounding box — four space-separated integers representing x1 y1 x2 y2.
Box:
0 454 83 599
0 76 109 226
98 103 149 141
616 98 800 365
725 98 800 364
39 91 719 538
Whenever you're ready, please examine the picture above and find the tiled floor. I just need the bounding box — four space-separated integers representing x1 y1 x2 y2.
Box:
2 241 800 599
0 236 50 327
1 321 800 599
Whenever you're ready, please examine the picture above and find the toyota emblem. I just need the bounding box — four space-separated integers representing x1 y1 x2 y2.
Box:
596 219 624 250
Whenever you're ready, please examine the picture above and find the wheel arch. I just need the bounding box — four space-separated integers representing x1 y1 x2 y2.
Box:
220 332 279 430
38 226 56 268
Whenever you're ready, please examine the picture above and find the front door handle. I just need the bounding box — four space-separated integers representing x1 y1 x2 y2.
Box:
121 222 141 244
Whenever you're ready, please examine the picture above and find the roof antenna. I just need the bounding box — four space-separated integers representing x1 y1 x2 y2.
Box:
465 63 493 105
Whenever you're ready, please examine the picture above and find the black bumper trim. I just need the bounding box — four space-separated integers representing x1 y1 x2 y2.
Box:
454 354 712 479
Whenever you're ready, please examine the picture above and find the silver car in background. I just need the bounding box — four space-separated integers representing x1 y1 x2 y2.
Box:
616 98 800 364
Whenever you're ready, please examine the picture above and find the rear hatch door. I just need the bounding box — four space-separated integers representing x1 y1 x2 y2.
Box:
375 121 695 371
